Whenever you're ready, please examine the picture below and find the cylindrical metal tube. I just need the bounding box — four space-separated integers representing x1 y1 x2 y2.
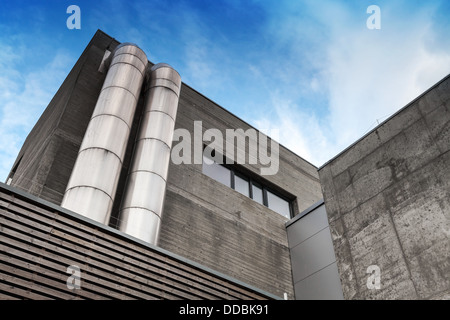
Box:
61 43 148 224
119 63 181 245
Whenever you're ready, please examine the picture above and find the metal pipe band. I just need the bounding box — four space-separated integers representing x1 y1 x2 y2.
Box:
119 63 181 244
118 208 162 245
62 44 148 224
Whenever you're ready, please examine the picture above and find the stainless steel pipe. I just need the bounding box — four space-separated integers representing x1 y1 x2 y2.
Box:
118 63 181 244
61 43 148 223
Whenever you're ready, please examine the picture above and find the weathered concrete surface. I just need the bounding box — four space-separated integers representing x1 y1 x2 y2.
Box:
319 74 450 299
158 84 323 298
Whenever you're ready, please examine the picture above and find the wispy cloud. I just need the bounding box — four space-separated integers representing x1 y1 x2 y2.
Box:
253 94 330 165
250 0 450 166
0 45 72 181
175 6 232 96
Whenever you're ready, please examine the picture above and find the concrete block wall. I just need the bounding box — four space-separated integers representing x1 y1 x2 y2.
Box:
318 74 450 299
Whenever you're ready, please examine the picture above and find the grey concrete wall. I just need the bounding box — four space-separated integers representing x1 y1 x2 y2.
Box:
286 201 343 300
158 84 323 298
318 74 450 300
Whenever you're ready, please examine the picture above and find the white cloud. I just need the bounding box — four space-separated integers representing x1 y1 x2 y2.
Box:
251 1 450 167
177 11 229 95
0 48 72 181
253 94 338 167
324 3 450 146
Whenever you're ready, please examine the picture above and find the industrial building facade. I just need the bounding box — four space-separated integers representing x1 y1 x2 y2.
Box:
1 30 448 300
1 30 325 299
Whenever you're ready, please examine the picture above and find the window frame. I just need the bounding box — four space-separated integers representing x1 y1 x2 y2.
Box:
233 171 250 198
202 149 293 219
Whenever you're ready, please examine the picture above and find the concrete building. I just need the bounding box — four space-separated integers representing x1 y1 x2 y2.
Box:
318 74 450 300
1 29 448 300
1 30 329 300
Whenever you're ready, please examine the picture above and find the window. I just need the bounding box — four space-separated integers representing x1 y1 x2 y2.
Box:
251 183 264 205
6 155 22 185
234 174 249 197
202 155 231 187
266 190 291 219
202 152 292 218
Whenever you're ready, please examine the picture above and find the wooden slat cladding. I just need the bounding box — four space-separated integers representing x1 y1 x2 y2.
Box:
0 185 276 300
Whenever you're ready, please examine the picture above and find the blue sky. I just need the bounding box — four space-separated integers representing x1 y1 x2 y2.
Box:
1 0 450 181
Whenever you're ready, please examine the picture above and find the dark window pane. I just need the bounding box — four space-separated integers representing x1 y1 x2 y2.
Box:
267 191 290 218
202 155 231 187
235 174 249 197
252 183 263 204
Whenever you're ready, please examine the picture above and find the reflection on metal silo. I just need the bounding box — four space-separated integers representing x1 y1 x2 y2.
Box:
61 43 148 224
118 63 181 245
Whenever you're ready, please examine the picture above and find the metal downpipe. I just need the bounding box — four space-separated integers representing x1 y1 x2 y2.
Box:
118 63 181 245
61 43 148 224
